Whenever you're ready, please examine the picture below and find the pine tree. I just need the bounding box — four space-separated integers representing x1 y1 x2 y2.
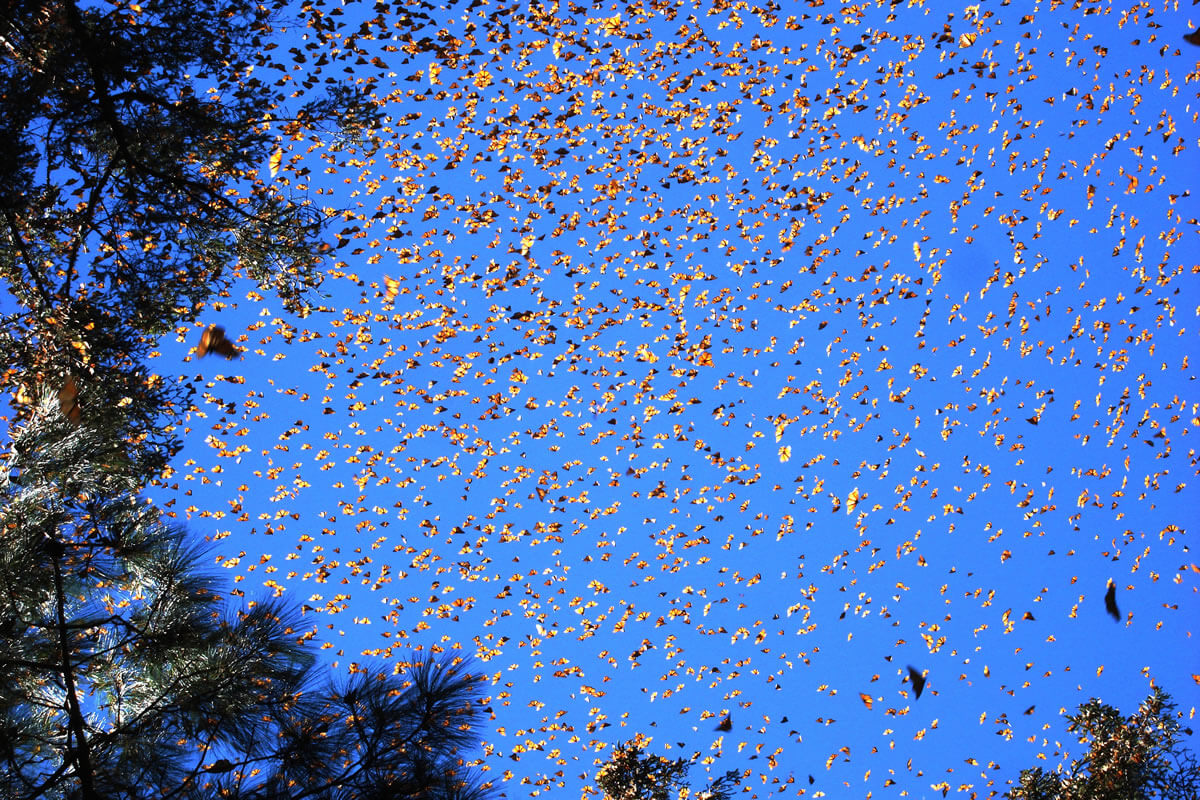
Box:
1 4 488 798
595 738 741 800
1 0 379 471
1009 688 1200 800
0 392 492 800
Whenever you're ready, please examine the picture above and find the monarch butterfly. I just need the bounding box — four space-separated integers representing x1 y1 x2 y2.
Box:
384 276 401 303
197 325 240 359
907 666 927 700
1104 580 1120 621
59 376 81 425
846 487 861 514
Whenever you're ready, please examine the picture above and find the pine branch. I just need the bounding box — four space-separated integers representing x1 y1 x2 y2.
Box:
49 536 98 800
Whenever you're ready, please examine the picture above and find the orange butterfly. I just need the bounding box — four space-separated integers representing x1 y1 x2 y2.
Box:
384 275 401 303
197 325 240 359
846 487 861 514
59 376 81 425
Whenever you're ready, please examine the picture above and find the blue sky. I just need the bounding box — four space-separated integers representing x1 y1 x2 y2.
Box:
143 0 1198 796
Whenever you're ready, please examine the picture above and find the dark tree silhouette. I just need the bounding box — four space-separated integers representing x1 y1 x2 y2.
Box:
0 394 492 800
1009 689 1199 800
594 738 740 800
0 0 378 472
0 4 485 799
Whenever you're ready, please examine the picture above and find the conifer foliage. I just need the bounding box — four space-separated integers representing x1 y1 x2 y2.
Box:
1010 689 1199 800
0 364 492 800
0 0 377 471
0 402 490 798
595 738 740 800
0 2 488 799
